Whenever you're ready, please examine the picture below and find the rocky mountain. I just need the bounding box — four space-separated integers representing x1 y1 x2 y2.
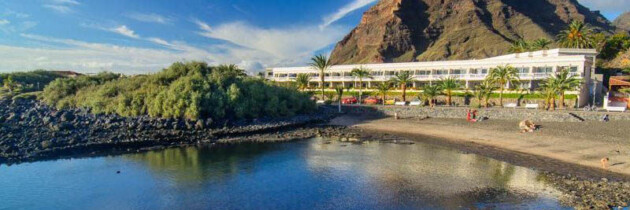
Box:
329 0 615 65
613 11 630 32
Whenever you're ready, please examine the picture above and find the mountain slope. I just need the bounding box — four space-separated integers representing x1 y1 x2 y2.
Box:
329 0 614 65
613 12 630 32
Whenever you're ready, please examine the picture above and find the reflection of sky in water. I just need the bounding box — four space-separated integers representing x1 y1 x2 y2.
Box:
0 138 570 209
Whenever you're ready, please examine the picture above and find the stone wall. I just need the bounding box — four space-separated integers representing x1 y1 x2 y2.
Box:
343 105 630 122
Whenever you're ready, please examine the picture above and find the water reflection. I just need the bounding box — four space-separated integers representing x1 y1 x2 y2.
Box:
1 138 569 209
304 140 563 208
123 143 280 184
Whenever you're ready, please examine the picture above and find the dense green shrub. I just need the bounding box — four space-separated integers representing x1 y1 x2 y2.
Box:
0 70 69 93
40 62 315 120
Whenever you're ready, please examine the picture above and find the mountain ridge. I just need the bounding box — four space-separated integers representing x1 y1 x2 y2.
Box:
329 0 615 65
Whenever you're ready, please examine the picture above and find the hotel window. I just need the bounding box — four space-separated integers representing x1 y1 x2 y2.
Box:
570 66 578 72
371 71 383 76
451 69 464 75
434 70 448 75
533 67 552 73
416 70 430 76
310 73 319 77
481 69 488 74
516 67 530 74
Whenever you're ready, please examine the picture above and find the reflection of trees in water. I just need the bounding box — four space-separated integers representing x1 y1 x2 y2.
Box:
124 143 279 184
306 141 523 208
472 155 516 188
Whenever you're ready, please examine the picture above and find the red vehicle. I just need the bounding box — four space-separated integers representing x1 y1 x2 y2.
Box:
341 97 358 104
363 97 382 105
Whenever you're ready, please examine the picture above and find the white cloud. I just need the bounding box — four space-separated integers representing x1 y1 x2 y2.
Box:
112 25 139 39
320 0 377 29
0 33 293 74
0 19 9 25
43 5 73 14
192 18 212 31
195 20 346 60
43 0 80 14
578 0 630 15
52 0 80 5
126 13 172 24
0 20 37 33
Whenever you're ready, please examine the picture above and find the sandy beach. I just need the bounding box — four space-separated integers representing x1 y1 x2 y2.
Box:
330 114 630 180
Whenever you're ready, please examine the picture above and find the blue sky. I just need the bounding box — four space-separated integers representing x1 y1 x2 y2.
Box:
0 0 627 74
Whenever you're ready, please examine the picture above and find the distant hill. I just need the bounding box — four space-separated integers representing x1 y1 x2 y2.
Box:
614 12 630 32
329 0 615 65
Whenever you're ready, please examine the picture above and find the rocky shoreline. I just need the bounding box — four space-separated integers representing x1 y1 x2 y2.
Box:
0 99 343 165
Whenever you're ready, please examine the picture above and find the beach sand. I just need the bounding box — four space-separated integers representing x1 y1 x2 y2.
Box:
330 114 630 180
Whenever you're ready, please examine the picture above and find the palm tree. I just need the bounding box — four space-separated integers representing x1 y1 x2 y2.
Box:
310 55 333 100
422 84 442 107
531 38 552 50
350 66 373 104
540 78 560 111
375 82 391 105
390 71 415 102
474 80 497 108
334 86 344 113
294 73 311 91
487 65 520 106
557 20 594 49
439 77 462 106
553 68 582 109
508 39 530 53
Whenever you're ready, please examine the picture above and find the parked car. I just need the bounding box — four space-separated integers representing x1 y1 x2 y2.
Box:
341 97 358 104
363 97 382 105
384 99 397 105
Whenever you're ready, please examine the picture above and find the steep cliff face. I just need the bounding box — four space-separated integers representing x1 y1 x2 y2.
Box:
329 0 614 65
614 12 630 32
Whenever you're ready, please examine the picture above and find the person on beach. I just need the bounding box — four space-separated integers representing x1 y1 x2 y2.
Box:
466 109 479 122
601 157 609 170
519 120 537 133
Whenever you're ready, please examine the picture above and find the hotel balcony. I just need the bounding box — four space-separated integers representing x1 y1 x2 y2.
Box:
271 72 582 82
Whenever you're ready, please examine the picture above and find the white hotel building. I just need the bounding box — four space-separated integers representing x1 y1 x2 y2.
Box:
266 48 598 106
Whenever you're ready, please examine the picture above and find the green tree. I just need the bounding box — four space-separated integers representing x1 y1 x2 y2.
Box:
531 38 552 50
540 77 560 111
310 55 332 100
487 65 520 106
294 73 311 91
439 77 462 106
422 84 442 107
553 68 582 109
557 20 594 49
350 66 373 104
509 39 530 53
389 71 415 102
375 82 391 105
3 76 15 94
474 80 497 108
334 86 344 113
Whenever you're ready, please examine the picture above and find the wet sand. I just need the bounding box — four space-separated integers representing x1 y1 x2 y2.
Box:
330 114 630 180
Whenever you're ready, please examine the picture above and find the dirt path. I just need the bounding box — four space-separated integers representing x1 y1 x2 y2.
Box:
330 115 630 178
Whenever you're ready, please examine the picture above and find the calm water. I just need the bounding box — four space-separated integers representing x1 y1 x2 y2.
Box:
0 138 570 209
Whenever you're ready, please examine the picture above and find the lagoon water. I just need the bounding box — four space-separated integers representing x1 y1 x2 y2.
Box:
0 138 570 209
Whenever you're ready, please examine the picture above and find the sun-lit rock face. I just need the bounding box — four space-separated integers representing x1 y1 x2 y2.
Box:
329 0 614 65
613 12 630 32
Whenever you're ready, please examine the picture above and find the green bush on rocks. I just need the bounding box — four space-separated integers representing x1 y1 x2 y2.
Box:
40 62 315 120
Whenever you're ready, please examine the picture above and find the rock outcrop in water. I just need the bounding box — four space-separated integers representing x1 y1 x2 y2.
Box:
0 99 338 164
329 0 614 64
